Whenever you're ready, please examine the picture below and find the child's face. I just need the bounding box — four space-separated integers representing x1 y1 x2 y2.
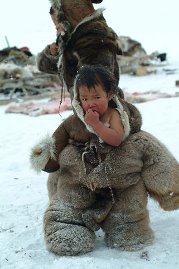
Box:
79 84 113 115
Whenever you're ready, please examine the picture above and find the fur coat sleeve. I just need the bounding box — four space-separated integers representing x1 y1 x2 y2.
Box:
30 114 93 173
36 45 60 74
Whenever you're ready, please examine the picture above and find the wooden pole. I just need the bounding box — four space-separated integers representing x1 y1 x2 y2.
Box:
5 36 10 48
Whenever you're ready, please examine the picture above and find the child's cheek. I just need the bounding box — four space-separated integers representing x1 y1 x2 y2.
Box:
82 106 87 114
81 103 89 113
97 104 104 113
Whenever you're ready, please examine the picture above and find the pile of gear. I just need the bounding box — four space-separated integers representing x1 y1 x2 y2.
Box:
0 36 167 105
0 47 62 104
117 35 167 75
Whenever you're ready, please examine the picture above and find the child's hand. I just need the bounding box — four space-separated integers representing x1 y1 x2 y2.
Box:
85 109 100 127
50 43 59 56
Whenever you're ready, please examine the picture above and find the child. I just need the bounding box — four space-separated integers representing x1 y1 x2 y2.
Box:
30 65 179 256
31 65 132 173
75 65 125 146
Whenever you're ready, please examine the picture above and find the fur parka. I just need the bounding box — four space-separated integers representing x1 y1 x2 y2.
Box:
31 91 142 173
31 0 179 256
30 95 179 256
37 8 123 98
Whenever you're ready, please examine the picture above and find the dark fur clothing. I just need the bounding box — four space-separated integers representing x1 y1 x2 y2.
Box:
37 8 123 99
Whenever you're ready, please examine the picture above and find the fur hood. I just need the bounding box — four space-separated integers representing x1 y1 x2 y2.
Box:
72 81 131 142
49 0 104 29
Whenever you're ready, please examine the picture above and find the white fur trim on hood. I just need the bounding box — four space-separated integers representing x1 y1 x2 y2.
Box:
71 8 105 34
72 81 131 142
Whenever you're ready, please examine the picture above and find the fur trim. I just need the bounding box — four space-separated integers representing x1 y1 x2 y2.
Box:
72 80 130 142
72 8 105 34
30 135 57 172
36 46 59 68
57 54 63 69
49 0 62 9
112 96 130 140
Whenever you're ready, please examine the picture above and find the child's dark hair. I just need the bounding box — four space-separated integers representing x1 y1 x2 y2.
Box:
75 65 118 95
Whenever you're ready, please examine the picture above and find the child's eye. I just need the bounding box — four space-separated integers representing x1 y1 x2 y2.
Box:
82 98 87 101
95 96 101 99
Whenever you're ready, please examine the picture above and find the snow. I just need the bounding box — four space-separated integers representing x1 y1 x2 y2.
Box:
0 58 179 269
121 61 179 96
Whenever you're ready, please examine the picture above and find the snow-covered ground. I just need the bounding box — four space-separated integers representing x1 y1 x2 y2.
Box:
0 60 179 269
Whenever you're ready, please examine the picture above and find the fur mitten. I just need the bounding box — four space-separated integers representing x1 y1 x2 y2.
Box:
30 135 58 172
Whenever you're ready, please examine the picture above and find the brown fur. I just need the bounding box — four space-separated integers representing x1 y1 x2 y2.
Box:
31 1 179 256
36 129 179 255
37 8 123 99
30 120 179 256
